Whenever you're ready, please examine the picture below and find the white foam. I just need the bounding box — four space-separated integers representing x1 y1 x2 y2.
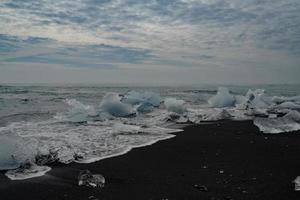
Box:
2 88 300 181
164 98 186 114
208 87 235 108
64 99 97 122
5 164 51 180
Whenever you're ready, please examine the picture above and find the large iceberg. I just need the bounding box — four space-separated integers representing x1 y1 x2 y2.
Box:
164 98 186 114
99 93 135 117
208 87 235 108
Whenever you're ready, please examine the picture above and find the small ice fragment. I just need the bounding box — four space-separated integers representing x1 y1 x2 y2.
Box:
78 170 105 188
219 170 224 174
194 184 208 192
293 176 300 191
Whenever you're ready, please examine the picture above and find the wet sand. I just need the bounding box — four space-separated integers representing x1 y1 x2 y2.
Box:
1 120 300 200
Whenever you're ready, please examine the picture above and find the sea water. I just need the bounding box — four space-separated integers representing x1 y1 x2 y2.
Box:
1 84 300 179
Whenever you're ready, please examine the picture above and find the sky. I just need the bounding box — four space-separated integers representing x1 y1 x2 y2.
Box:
0 0 300 85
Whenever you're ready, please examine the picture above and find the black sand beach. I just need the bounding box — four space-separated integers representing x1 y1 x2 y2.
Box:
1 120 300 200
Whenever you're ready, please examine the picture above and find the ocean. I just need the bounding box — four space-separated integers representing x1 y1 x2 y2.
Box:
0 84 300 180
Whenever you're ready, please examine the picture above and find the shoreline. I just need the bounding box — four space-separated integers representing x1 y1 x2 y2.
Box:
1 120 300 199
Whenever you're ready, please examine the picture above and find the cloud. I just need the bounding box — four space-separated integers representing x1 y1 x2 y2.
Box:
0 0 300 83
0 34 154 69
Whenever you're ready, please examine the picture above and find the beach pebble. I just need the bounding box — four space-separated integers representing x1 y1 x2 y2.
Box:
293 176 300 191
78 170 105 188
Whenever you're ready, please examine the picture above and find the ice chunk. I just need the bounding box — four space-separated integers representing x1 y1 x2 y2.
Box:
164 98 186 114
99 93 135 117
254 110 300 134
5 160 51 180
277 102 300 110
237 89 271 110
272 95 300 104
137 102 154 113
35 149 58 165
122 91 161 107
65 99 97 122
293 176 300 191
208 87 235 108
78 170 105 188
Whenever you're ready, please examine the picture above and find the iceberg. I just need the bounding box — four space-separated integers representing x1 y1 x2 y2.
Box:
208 87 235 108
122 91 161 107
99 93 135 117
137 102 155 113
254 110 300 134
237 89 271 110
277 102 300 110
164 98 186 114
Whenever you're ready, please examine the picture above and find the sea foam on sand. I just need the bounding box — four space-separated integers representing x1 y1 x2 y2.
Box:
2 88 300 180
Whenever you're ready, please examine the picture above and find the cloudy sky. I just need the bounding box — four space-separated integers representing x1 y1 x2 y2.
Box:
0 0 299 85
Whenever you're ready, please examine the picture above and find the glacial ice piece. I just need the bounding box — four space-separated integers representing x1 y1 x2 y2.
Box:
237 89 271 110
164 98 186 114
78 170 105 188
35 149 58 165
99 93 135 117
208 87 235 108
272 95 300 104
277 102 300 110
122 91 161 107
65 99 97 122
5 160 51 180
254 110 300 134
137 102 154 113
294 176 300 191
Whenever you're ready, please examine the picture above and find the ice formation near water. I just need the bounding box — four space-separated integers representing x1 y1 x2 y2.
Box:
208 87 235 108
254 110 300 134
164 98 186 114
64 99 97 122
5 161 51 180
1 86 300 180
99 93 135 117
122 91 161 107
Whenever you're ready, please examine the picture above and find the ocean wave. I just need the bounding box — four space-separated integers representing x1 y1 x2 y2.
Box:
1 88 300 180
